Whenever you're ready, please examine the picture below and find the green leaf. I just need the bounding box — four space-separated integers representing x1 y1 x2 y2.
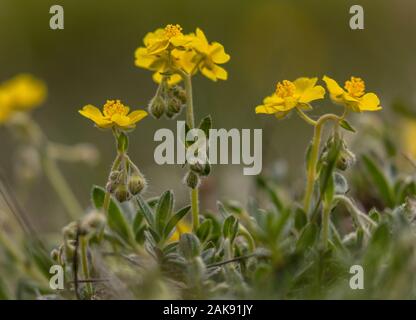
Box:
319 136 342 204
196 219 213 243
198 115 212 138
136 195 155 227
255 176 284 212
155 190 174 235
222 215 239 242
334 172 349 194
91 185 105 209
294 207 307 231
339 119 356 132
108 198 133 245
362 155 395 207
179 233 201 259
163 205 191 239
296 223 318 252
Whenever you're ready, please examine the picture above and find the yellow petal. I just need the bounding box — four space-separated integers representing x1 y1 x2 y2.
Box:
299 85 325 103
200 64 228 81
134 47 156 70
294 77 318 94
111 114 134 128
78 105 111 127
210 42 230 64
200 66 217 82
264 95 284 106
128 110 148 123
274 110 291 120
358 93 382 111
255 105 278 114
323 75 344 97
152 72 182 85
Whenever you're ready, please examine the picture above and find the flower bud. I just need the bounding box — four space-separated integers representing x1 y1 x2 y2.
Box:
64 239 76 260
148 96 166 119
109 170 120 181
167 97 182 114
165 109 177 119
81 210 106 235
190 161 211 177
171 85 187 104
50 248 60 262
336 142 356 171
128 174 147 195
115 184 130 202
62 221 77 240
184 171 200 189
106 180 118 193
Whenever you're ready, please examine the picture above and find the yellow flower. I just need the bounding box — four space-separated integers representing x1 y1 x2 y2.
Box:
323 76 381 112
255 77 325 119
0 74 46 123
168 221 192 243
134 25 230 83
134 24 194 85
0 89 13 123
79 99 148 130
189 28 230 81
144 24 192 55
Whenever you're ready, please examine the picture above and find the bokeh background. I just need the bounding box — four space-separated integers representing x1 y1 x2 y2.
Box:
1 0 415 231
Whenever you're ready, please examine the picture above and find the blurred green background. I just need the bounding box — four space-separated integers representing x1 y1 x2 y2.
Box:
0 0 415 231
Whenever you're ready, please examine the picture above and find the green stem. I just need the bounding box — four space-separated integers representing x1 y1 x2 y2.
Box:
80 235 93 297
303 113 341 215
41 153 82 221
8 115 83 221
191 188 199 231
321 202 331 249
181 71 199 231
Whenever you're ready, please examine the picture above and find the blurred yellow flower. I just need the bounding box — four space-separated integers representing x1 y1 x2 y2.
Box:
255 77 325 119
189 28 230 81
168 220 192 242
323 76 381 112
0 74 46 123
79 99 147 130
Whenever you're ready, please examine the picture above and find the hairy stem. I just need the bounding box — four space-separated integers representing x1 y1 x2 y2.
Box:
181 71 200 231
303 113 341 215
80 235 93 297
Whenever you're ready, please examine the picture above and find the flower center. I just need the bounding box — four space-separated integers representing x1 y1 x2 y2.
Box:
275 80 296 98
344 77 365 98
103 100 129 117
164 24 183 39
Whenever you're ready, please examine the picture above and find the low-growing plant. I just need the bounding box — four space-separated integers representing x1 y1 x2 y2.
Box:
1 24 416 300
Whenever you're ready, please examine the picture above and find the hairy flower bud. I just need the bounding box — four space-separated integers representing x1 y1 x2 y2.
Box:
109 170 120 181
171 85 187 104
81 210 106 235
167 96 182 114
336 142 356 171
184 171 200 189
128 174 147 195
148 96 166 119
50 248 60 262
106 180 118 193
115 184 130 202
62 221 77 240
190 161 211 177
